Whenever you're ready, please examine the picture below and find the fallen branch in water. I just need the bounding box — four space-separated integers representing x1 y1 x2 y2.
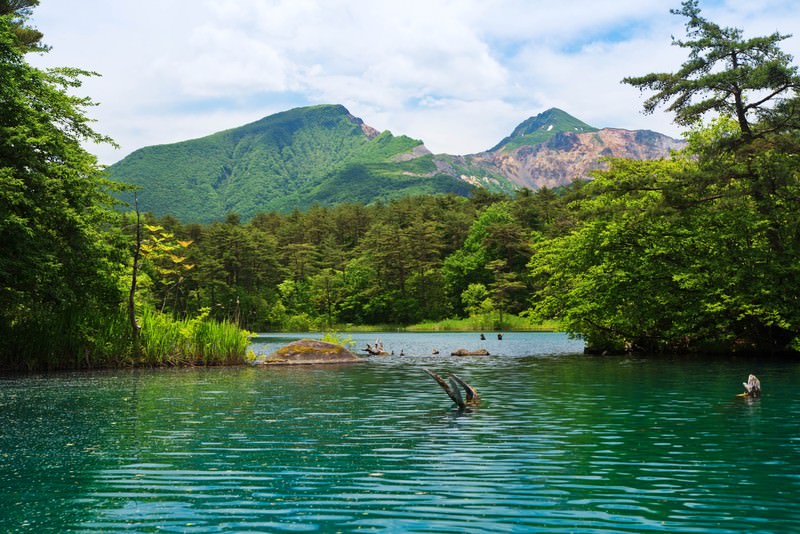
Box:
424 368 481 410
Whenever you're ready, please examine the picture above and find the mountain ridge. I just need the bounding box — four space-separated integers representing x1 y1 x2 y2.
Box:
107 104 684 222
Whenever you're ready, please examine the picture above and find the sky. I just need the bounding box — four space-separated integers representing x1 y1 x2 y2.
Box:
27 0 800 165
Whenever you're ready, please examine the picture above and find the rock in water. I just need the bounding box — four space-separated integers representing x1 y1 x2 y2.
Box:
451 348 490 356
259 339 363 365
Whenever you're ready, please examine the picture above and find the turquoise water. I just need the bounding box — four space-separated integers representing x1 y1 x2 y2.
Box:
1 332 799 532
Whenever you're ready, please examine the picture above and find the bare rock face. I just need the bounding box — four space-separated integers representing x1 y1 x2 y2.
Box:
259 339 363 365
444 128 685 191
499 128 685 190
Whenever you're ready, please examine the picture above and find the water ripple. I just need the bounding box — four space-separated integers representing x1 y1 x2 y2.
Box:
2 334 800 532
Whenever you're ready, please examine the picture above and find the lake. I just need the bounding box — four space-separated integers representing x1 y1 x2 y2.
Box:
1 332 799 532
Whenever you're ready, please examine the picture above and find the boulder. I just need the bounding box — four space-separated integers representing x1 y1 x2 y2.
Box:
450 348 490 356
259 339 364 365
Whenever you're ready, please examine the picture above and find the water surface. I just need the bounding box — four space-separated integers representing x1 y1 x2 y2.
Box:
1 332 798 532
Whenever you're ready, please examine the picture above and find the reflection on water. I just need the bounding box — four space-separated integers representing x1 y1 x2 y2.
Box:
1 333 799 532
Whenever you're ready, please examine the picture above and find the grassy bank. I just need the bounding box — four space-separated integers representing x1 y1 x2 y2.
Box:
134 307 252 366
404 315 561 332
298 315 562 333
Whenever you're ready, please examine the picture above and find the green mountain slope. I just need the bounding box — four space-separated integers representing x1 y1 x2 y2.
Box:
488 108 598 152
109 104 472 222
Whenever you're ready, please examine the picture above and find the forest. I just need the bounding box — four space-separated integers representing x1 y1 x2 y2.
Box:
121 187 564 332
1 0 799 370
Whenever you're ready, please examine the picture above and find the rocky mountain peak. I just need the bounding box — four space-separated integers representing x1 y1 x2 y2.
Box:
345 110 380 140
489 108 598 152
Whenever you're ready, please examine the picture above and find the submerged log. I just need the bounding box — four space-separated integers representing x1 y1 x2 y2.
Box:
451 348 489 356
424 368 481 409
449 373 480 403
743 374 761 397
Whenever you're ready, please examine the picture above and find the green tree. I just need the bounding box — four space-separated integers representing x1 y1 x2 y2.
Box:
527 2 800 354
487 259 527 329
623 0 800 140
309 268 345 327
183 218 282 328
528 157 706 351
138 223 194 313
530 144 800 353
0 1 46 52
461 283 490 317
0 12 125 367
442 201 528 316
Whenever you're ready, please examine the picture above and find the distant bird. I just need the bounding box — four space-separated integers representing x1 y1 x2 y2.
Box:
743 374 761 397
480 333 486 340
432 349 439 355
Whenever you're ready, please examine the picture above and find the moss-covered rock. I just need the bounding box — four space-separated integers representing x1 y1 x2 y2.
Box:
259 339 363 365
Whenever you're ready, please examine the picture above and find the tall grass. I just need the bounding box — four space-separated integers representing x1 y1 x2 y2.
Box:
137 307 252 366
0 305 252 371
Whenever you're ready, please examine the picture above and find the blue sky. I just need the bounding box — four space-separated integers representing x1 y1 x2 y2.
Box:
28 0 800 165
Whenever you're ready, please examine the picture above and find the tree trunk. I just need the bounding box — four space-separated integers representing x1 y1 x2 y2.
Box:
128 193 141 355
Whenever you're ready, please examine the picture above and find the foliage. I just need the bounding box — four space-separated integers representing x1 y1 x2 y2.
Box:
530 2 800 354
123 190 556 332
0 12 128 369
442 201 533 317
406 314 548 332
0 0 46 52
320 331 356 349
139 223 194 311
0 7 255 370
623 0 800 140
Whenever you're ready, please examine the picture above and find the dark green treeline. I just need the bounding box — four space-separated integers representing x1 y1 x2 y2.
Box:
125 187 573 333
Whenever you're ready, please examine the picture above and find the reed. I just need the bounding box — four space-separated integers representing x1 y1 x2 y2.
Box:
137 307 251 366
0 303 251 371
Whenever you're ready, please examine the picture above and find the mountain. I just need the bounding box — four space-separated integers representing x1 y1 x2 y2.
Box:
108 104 471 223
432 109 684 192
489 107 598 152
107 105 684 222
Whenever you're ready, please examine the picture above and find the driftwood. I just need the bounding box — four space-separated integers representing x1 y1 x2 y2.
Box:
742 374 761 397
362 339 390 356
451 348 489 356
424 368 480 410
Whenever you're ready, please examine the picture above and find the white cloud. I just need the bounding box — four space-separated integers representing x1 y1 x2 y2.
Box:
25 0 800 164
